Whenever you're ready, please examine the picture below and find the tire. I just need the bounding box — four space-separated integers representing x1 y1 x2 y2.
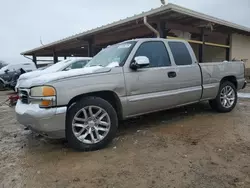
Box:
209 81 237 113
66 96 118 151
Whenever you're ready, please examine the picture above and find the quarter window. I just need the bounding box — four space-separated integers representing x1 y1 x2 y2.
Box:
168 42 193 66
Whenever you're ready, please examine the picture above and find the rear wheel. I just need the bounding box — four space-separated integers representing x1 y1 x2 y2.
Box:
66 97 118 151
209 81 237 113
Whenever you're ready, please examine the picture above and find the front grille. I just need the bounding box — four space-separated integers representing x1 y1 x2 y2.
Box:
19 90 29 104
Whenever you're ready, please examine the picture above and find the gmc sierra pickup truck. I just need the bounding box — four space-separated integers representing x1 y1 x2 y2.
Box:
16 38 247 151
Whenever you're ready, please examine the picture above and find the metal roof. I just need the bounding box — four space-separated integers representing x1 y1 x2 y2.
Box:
21 3 250 56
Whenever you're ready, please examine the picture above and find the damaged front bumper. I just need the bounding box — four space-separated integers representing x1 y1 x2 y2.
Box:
15 100 66 138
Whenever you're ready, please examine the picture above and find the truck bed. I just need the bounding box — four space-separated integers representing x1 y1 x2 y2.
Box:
199 61 245 100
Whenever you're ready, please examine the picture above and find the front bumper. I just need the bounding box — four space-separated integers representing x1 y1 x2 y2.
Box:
15 100 67 138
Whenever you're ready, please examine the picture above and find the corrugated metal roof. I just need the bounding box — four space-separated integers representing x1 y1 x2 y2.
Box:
21 3 250 55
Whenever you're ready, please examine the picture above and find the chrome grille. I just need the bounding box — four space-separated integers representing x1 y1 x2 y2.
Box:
19 89 29 104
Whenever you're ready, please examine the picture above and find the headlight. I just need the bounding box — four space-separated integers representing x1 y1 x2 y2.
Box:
30 86 56 107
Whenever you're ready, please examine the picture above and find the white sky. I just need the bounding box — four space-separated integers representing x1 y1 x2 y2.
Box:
1 0 250 63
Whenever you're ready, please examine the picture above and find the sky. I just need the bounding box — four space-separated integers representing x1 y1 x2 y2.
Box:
0 0 250 64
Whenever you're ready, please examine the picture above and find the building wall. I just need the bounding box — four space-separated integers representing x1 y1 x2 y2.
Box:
231 34 250 68
203 46 226 62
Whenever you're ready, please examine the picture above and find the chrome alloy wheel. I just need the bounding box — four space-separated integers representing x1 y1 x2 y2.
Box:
72 106 111 144
220 85 235 108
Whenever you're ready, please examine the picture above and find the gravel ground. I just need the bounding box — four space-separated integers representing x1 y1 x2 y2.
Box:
1 88 250 188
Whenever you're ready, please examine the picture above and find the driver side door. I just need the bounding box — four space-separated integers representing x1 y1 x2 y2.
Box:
124 41 177 117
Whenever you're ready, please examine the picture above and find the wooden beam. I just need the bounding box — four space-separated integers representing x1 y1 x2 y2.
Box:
167 36 203 44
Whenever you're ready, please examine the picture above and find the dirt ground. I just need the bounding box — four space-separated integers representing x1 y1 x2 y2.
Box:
1 88 250 188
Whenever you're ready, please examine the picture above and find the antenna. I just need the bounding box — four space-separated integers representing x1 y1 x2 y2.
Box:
40 36 44 46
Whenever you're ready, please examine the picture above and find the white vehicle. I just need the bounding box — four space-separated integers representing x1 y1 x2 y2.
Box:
0 62 37 74
15 57 92 91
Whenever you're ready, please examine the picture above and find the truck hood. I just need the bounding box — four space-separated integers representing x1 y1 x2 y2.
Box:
19 66 107 88
19 70 43 80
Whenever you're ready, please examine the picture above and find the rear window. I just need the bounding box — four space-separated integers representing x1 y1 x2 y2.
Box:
168 42 193 66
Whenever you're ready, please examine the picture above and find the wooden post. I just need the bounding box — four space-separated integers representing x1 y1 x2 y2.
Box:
32 55 37 67
53 51 58 63
159 21 167 38
88 38 93 57
226 34 230 61
199 28 205 63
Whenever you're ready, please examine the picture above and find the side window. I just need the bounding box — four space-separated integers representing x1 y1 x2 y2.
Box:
168 42 193 66
134 41 171 67
65 60 89 70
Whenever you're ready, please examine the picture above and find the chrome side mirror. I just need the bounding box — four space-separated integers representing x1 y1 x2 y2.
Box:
130 56 150 70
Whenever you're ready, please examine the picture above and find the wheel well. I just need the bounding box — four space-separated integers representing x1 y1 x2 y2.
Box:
220 76 237 89
67 91 123 120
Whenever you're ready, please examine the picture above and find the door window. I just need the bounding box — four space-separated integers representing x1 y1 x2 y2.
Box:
64 60 89 70
134 41 171 67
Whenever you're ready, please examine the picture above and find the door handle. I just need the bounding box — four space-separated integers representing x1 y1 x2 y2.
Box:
168 71 176 78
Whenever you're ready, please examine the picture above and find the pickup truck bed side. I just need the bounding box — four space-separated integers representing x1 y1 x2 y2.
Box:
200 62 245 100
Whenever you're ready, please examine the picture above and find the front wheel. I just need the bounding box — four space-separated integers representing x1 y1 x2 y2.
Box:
66 97 118 151
209 81 237 113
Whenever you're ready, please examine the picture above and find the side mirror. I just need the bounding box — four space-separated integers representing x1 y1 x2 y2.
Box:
4 69 9 73
130 56 150 70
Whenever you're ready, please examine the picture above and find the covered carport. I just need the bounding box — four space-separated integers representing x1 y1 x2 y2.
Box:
21 3 250 66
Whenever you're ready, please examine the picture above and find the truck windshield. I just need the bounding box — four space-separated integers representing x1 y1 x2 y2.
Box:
85 41 136 67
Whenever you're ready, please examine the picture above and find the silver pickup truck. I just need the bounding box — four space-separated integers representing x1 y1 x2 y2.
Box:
16 38 246 151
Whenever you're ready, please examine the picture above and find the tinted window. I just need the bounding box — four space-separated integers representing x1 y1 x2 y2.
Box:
168 42 193 66
65 60 89 70
134 41 171 67
71 60 89 69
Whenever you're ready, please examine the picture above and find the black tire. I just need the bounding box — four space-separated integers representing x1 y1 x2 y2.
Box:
209 81 237 113
66 96 118 151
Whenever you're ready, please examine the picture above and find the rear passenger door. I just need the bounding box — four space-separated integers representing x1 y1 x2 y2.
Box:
167 41 202 105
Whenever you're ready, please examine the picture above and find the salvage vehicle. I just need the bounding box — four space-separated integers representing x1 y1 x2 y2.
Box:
15 57 92 92
15 38 247 151
0 62 36 90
